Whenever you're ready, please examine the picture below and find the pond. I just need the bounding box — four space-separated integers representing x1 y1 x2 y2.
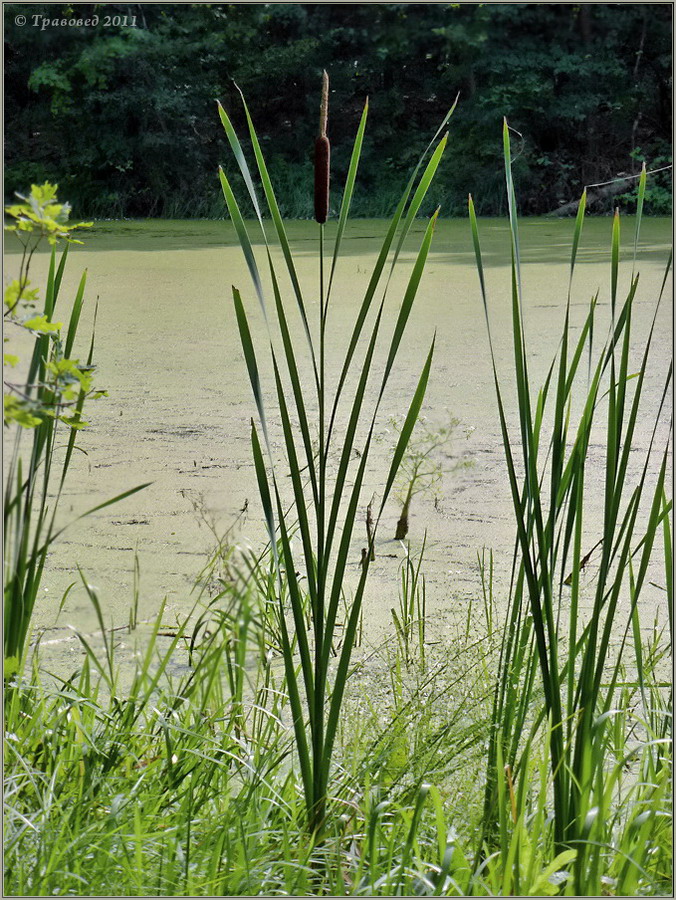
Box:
5 216 672 673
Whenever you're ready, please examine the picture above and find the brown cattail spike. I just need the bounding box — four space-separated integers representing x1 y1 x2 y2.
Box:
314 70 330 224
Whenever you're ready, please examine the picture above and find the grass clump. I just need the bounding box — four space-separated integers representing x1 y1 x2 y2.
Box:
471 124 672 895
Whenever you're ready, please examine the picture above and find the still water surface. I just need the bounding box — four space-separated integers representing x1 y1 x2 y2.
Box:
5 217 672 672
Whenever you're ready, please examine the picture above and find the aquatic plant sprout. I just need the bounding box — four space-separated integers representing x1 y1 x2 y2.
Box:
217 77 456 835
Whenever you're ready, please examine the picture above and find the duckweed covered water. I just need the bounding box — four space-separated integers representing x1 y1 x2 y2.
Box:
4 217 672 672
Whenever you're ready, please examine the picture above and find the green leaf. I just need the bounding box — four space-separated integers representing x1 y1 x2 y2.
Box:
22 315 62 335
3 656 19 678
3 395 42 428
65 269 87 358
326 99 368 301
4 279 39 310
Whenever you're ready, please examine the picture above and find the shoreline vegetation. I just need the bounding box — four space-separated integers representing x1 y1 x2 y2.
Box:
4 84 672 898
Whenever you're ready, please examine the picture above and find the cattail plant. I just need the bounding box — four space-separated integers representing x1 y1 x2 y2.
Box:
471 127 672 891
217 77 456 837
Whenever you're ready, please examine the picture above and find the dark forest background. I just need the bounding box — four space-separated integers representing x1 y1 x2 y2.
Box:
4 3 672 218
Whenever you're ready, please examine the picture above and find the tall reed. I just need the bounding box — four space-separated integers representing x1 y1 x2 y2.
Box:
217 77 456 835
471 122 672 891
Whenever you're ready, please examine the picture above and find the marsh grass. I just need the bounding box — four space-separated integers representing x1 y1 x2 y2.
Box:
5 557 670 896
470 123 672 894
391 537 428 670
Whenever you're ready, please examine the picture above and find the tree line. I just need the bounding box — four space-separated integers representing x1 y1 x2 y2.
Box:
4 3 672 218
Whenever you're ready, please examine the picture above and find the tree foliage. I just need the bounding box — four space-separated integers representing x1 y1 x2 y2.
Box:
4 3 672 217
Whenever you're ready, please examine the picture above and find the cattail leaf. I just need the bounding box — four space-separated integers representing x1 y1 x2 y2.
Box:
232 286 273 457
563 294 596 399
236 88 315 361
240 301 284 615
611 280 664 530
662 489 673 637
591 472 652 703
44 245 57 318
610 209 620 318
612 277 638 477
271 351 317 605
469 194 498 361
271 531 314 813
568 190 587 294
221 93 317 389
217 102 265 223
268 252 319 508
64 269 87 359
632 162 647 275
53 243 70 308
327 99 368 301
388 134 448 280
219 168 267 321
249 418 276 564
503 122 532 471
321 554 371 794
272 478 315 720
381 210 439 392
321 302 385 656
380 337 435 507
327 121 452 452
503 119 522 302
26 247 60 396
325 298 383 541
60 300 98 490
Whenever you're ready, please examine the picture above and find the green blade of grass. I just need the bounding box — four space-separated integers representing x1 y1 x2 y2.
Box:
326 99 369 303
44 483 152 551
380 211 440 391
380 339 436 507
220 171 267 321
270 351 317 608
568 190 587 296
268 257 319 509
236 88 315 356
631 163 647 276
217 101 265 222
327 129 449 451
64 269 87 359
610 209 620 319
